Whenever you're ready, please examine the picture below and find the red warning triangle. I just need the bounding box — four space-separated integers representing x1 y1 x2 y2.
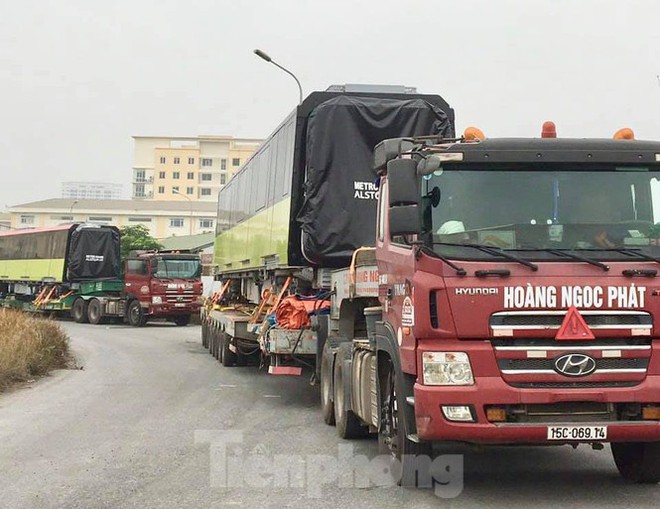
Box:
555 306 595 341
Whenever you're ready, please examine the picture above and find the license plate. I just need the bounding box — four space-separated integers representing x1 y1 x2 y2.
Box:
547 426 607 441
174 303 186 307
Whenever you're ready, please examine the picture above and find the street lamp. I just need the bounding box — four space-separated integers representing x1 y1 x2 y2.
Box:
172 189 193 236
69 200 78 215
253 49 303 104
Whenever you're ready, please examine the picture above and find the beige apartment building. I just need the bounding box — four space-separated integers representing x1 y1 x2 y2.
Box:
8 199 218 239
132 135 262 202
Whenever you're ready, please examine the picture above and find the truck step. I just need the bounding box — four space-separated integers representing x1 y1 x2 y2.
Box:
268 366 303 376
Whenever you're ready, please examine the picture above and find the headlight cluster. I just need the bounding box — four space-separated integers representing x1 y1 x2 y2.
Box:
151 296 163 304
422 352 474 386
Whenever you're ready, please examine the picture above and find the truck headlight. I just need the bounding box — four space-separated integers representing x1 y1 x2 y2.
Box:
152 296 163 304
422 352 474 386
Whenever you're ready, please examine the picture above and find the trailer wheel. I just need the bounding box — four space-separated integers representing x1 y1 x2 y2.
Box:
71 298 89 324
320 340 336 425
174 315 190 326
87 299 103 325
378 359 433 488
127 300 147 327
201 320 208 348
222 333 237 367
611 442 660 483
333 344 367 439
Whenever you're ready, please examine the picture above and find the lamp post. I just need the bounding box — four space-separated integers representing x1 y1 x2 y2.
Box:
172 189 193 236
253 49 303 104
69 200 78 216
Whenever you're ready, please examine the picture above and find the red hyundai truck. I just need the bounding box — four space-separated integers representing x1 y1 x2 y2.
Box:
319 126 659 485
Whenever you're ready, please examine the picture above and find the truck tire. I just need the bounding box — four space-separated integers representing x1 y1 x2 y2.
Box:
87 299 103 325
174 315 190 326
611 442 660 483
208 325 216 356
127 300 147 327
222 333 237 367
378 358 433 488
320 340 336 426
333 344 367 439
201 320 208 348
71 298 89 324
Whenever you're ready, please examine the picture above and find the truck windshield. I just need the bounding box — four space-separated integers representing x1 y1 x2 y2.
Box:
152 258 201 279
423 163 660 261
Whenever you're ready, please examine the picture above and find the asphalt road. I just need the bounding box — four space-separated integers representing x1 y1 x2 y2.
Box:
0 322 657 508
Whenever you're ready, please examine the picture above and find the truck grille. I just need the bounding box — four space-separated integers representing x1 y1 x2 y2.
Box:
490 310 652 332
492 337 652 389
165 290 195 304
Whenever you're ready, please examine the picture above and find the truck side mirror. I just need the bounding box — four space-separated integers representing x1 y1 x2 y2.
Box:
387 158 422 236
390 205 422 236
373 138 415 172
387 159 419 206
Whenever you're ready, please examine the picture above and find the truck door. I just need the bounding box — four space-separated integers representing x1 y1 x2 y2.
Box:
124 258 149 300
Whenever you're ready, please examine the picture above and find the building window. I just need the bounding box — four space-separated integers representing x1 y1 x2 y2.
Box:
200 188 212 196
186 187 194 195
134 184 145 197
220 174 226 185
199 218 214 229
201 173 212 181
232 158 240 167
172 186 179 193
20 215 35 225
188 157 195 164
173 172 180 179
128 217 152 222
159 156 166 164
136 169 145 180
170 218 184 228
174 157 180 164
50 215 73 221
159 171 166 179
187 172 194 179
88 216 112 223
202 158 213 167
158 186 165 194
221 159 227 170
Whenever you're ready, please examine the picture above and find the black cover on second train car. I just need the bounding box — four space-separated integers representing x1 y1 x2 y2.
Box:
298 95 453 266
67 225 121 282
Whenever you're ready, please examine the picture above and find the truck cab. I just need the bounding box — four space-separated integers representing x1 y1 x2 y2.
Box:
124 252 202 326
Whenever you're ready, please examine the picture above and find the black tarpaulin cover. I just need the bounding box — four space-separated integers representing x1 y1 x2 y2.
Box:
67 225 121 282
298 95 453 267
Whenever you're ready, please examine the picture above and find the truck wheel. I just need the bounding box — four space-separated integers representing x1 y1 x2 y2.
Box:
379 360 433 488
174 315 190 326
71 298 89 324
320 340 336 426
333 345 367 439
201 320 208 348
222 333 237 367
215 329 225 364
127 300 147 327
611 442 660 483
87 299 103 325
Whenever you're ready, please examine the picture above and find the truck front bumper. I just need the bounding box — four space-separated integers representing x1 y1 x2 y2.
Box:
413 375 660 443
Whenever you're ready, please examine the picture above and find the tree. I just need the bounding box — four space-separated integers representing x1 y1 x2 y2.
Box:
119 225 163 259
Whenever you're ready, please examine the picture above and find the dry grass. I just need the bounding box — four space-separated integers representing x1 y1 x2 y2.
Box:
0 309 70 391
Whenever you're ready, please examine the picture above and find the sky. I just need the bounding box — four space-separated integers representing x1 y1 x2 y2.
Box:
1 0 659 209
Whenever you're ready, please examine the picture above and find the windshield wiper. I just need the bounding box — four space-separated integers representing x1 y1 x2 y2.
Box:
433 242 538 272
416 244 467 276
578 247 660 264
543 248 609 271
